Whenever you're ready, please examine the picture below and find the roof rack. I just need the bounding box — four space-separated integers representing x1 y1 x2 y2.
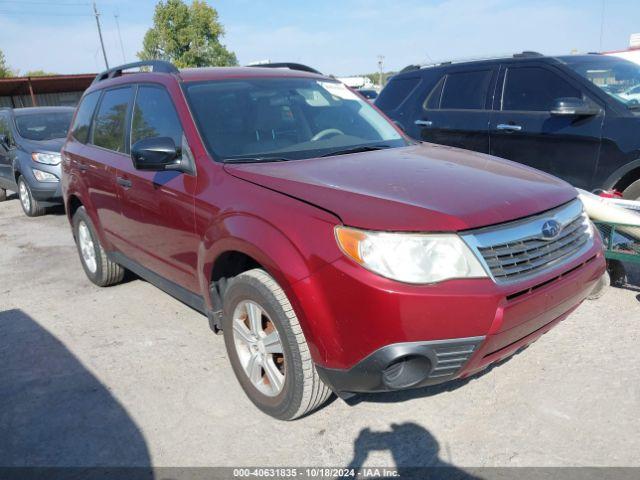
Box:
399 51 546 72
92 60 179 85
512 51 544 58
249 62 322 75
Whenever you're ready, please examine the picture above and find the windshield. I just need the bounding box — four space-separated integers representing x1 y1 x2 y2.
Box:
184 77 406 162
15 110 73 141
563 56 640 110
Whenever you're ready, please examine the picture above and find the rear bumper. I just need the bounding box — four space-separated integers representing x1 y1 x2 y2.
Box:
297 242 605 396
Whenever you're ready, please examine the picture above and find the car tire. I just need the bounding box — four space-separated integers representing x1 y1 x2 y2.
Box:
0 188 6 201
72 206 125 287
18 176 46 217
607 259 627 288
622 179 640 201
222 268 332 420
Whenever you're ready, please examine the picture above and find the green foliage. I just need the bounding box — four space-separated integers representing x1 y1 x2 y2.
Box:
0 49 13 78
24 70 57 77
138 0 237 68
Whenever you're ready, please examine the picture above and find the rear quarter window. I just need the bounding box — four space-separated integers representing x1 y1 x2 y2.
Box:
375 77 421 111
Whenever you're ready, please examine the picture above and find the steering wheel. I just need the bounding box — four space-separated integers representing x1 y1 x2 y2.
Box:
311 128 345 142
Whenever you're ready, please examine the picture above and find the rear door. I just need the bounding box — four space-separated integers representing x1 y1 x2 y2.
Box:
412 66 497 153
115 84 199 291
489 63 604 188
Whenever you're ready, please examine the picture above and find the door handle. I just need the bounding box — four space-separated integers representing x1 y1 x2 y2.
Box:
496 123 523 132
116 177 132 189
414 119 433 127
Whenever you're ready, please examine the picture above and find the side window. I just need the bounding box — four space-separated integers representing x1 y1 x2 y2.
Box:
503 67 581 112
422 76 445 110
91 87 133 153
131 86 183 151
375 77 420 111
440 70 493 110
71 91 100 144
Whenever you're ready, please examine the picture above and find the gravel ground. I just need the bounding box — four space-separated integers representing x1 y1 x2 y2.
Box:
1 195 639 470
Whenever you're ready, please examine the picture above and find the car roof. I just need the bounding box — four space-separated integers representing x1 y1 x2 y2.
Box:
393 53 606 79
178 66 327 83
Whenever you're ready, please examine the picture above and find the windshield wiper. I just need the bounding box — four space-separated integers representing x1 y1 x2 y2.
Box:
320 144 391 157
223 157 292 164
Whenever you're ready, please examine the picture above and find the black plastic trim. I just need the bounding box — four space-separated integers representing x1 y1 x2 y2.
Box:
109 251 205 314
316 336 485 395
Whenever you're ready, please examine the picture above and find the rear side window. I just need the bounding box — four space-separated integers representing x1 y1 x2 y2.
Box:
375 77 420 111
0 113 14 146
71 91 100 143
503 67 581 111
440 70 493 110
91 87 133 153
131 86 183 150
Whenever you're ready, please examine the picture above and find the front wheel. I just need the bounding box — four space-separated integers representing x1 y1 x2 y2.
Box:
222 269 332 420
18 176 46 217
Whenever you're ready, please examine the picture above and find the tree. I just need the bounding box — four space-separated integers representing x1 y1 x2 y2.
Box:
138 0 237 68
25 70 57 77
0 49 12 78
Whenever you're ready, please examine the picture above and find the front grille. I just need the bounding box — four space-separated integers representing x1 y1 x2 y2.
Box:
463 199 593 284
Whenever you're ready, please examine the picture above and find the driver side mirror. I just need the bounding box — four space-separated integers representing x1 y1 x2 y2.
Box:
0 134 10 150
550 97 600 117
131 137 182 172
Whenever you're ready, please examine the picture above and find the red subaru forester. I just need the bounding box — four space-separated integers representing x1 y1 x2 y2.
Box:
61 61 606 420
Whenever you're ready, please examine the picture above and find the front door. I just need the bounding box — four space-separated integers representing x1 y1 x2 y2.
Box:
0 111 15 187
115 84 199 291
490 64 604 189
410 67 496 153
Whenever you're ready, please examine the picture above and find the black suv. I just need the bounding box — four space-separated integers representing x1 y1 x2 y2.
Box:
376 52 640 200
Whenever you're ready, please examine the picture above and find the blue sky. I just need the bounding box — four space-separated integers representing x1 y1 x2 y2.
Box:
0 0 639 76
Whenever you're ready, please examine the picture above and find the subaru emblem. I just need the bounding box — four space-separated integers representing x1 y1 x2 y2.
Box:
541 220 561 239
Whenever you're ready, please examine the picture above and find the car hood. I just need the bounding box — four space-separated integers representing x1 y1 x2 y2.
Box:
224 144 577 231
20 137 65 154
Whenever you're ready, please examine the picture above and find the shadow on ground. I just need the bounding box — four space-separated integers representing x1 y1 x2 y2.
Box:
345 422 478 479
0 309 151 469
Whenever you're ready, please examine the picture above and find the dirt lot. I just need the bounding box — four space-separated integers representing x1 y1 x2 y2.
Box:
1 194 639 470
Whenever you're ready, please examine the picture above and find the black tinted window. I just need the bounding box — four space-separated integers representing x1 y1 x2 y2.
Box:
131 86 183 150
423 76 445 110
0 114 13 145
71 91 100 143
503 67 581 111
92 87 132 152
15 111 73 141
441 70 492 110
375 77 420 110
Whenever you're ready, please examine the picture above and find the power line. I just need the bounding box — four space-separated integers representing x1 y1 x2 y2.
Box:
0 10 92 16
114 12 126 63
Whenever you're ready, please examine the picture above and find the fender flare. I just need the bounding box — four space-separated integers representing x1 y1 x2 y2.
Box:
602 158 640 190
198 213 332 361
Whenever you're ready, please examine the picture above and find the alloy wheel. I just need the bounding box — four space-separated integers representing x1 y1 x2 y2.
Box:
78 221 97 273
232 300 285 397
19 180 30 213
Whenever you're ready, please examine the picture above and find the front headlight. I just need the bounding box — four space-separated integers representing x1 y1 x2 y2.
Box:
32 152 61 165
335 226 488 284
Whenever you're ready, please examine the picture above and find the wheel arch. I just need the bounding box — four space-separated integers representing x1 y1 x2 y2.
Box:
603 158 640 192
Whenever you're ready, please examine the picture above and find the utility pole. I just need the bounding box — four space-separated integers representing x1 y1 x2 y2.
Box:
377 55 385 88
93 1 109 69
114 12 126 63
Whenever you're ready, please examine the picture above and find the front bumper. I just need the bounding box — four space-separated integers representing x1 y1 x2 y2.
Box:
24 165 62 205
293 239 605 396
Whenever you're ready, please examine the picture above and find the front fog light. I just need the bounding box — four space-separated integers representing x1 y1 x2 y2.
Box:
32 169 59 183
335 226 488 284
